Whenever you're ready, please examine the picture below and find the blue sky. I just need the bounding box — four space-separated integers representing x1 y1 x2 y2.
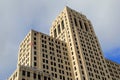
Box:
0 0 120 79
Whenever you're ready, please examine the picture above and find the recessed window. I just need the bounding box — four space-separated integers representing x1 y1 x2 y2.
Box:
34 51 36 55
38 75 41 79
34 33 36 36
61 20 64 30
84 23 89 31
54 29 57 37
79 20 83 29
22 78 25 80
74 18 78 26
34 73 36 79
48 77 51 80
34 57 37 60
58 24 61 34
22 70 25 76
44 76 47 80
27 71 30 77
34 62 37 66
34 37 36 40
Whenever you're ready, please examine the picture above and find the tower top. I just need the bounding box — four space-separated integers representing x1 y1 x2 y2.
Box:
64 6 72 11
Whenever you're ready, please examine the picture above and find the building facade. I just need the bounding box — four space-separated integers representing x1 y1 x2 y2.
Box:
17 30 74 80
8 6 120 80
50 6 112 80
8 65 54 80
105 59 120 80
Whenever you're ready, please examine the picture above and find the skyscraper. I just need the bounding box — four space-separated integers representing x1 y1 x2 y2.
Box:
50 6 112 80
8 6 120 80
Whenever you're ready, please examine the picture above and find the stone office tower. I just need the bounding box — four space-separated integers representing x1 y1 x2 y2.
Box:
50 6 112 80
8 6 120 80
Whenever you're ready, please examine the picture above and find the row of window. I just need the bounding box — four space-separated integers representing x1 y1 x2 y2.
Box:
54 20 65 37
32 32 73 80
106 60 120 80
22 70 51 80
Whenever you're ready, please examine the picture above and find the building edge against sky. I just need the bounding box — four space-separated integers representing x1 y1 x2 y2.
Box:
8 6 120 80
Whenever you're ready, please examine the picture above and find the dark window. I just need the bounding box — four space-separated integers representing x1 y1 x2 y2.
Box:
63 76 65 80
46 65 49 69
54 29 57 37
60 75 62 79
74 18 78 26
34 33 36 36
34 73 36 79
34 47 36 49
34 37 36 40
44 76 47 80
43 59 45 63
34 62 37 66
83 76 86 80
55 74 57 78
34 57 37 60
34 51 36 55
22 70 25 76
58 24 61 34
43 64 45 68
48 77 51 80
61 20 64 30
46 60 48 63
79 20 83 29
22 78 25 80
38 75 41 79
84 23 89 31
34 42 36 45
27 72 30 77
76 78 78 80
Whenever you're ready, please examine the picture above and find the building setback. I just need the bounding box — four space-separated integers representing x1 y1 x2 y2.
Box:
8 65 54 80
8 6 120 80
105 59 120 80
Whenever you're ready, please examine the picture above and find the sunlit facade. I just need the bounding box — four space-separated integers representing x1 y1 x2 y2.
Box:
8 6 119 80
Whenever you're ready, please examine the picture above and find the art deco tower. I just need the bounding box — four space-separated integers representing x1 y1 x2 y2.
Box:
50 6 112 80
8 6 120 80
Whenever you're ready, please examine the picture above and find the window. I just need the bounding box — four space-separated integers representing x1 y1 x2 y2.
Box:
84 23 89 31
34 57 37 60
34 37 36 40
58 24 61 34
34 42 36 45
34 73 36 79
60 75 62 79
48 77 51 80
79 20 83 29
43 64 45 68
44 76 47 80
74 18 77 26
34 33 36 36
34 47 36 49
34 62 37 66
83 76 85 80
34 51 36 55
61 20 64 30
54 29 57 37
63 76 65 80
22 70 25 76
27 71 30 77
75 72 78 76
38 75 41 79
76 78 78 80
22 78 25 80
55 74 57 78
